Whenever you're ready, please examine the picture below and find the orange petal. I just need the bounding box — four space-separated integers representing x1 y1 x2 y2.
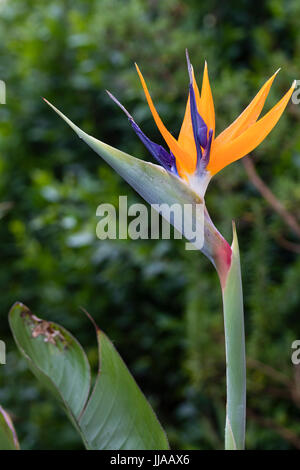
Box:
178 94 196 157
178 68 204 161
208 82 295 175
135 64 194 173
198 62 215 137
213 69 280 153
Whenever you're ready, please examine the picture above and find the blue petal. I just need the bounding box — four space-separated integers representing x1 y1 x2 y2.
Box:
197 128 213 174
203 129 213 164
189 83 208 149
185 50 208 153
129 119 176 171
186 49 212 174
107 90 176 173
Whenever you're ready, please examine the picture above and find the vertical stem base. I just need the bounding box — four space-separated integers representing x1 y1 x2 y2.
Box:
221 224 246 450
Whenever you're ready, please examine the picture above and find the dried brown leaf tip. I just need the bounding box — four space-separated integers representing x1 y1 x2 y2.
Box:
17 304 66 346
31 320 65 346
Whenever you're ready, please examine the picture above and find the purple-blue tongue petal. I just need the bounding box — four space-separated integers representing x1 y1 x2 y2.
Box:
189 83 208 149
197 128 213 173
203 128 213 165
185 50 208 161
129 119 176 171
106 90 176 172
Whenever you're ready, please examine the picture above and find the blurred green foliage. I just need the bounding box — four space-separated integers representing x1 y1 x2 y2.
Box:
0 0 300 450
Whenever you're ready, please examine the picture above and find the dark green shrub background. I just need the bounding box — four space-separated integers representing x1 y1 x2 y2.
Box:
0 0 300 449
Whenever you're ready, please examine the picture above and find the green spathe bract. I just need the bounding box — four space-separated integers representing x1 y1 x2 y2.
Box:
43 99 229 266
222 225 246 450
9 302 169 450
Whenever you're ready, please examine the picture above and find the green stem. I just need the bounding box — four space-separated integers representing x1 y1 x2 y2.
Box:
221 224 246 450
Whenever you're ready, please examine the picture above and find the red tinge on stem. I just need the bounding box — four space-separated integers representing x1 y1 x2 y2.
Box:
214 239 232 289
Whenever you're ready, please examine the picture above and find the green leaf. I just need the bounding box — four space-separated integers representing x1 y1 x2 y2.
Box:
9 302 169 450
222 224 246 450
9 302 91 431
79 327 168 450
0 405 20 450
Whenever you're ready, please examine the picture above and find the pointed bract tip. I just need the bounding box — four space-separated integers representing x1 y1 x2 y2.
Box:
231 220 239 250
106 90 133 120
292 79 297 89
274 67 281 76
42 97 56 111
79 306 100 332
185 49 193 83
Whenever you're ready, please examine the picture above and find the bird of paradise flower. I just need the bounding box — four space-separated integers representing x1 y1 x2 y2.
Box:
44 51 295 450
107 51 294 199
